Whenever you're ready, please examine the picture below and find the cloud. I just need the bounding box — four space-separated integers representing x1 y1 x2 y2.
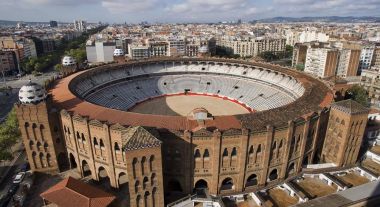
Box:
101 0 161 13
21 0 101 6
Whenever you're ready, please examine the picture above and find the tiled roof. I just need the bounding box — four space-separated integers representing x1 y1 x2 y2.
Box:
40 177 115 207
331 99 369 115
122 126 162 151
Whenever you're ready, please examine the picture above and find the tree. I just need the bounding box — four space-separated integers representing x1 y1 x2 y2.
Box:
285 45 293 58
0 107 20 161
259 51 279 62
54 64 63 72
295 64 305 71
345 85 368 107
34 63 42 72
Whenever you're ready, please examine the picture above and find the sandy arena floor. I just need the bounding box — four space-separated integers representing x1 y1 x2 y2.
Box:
130 95 251 116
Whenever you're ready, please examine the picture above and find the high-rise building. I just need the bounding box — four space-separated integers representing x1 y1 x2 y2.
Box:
304 46 339 78
359 44 375 72
49 21 58 27
371 45 380 69
336 49 361 78
86 41 116 63
74 20 87 32
292 43 308 67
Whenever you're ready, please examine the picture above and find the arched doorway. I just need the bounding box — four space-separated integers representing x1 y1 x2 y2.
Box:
57 152 69 171
69 153 77 169
288 162 295 175
303 156 309 166
194 179 208 189
82 160 91 177
167 179 183 192
220 177 234 191
269 169 278 181
98 166 111 189
245 174 258 187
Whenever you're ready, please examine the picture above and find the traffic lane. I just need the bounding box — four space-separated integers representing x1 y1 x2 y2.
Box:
0 151 27 195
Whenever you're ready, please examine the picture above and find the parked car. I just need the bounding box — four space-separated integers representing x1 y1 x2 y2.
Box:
19 163 29 172
13 172 25 184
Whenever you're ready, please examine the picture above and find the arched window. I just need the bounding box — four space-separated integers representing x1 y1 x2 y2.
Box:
143 177 149 189
149 155 154 172
203 149 210 158
29 140 34 150
81 133 85 143
151 173 156 186
246 174 258 187
141 156 146 176
43 142 48 151
132 158 138 178
272 141 277 150
93 137 98 146
223 148 228 157
76 131 80 140
135 180 140 193
194 149 201 158
114 142 120 151
249 146 254 155
231 147 237 157
257 144 262 153
46 153 52 167
136 195 141 207
279 140 283 149
40 124 45 140
99 139 105 148
36 141 42 151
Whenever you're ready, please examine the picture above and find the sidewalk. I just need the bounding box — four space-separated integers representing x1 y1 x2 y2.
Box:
0 141 24 181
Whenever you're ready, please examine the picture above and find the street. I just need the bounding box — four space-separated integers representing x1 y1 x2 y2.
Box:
0 149 27 203
0 70 58 123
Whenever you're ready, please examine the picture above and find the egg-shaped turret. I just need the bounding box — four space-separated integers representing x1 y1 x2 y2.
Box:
18 80 47 104
62 56 76 66
113 49 124 56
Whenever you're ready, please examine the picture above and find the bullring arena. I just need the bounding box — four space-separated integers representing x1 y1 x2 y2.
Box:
18 57 359 207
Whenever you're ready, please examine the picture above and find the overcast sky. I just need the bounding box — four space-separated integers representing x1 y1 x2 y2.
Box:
0 0 379 23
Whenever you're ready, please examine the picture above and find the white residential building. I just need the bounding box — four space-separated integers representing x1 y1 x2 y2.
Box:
359 44 375 72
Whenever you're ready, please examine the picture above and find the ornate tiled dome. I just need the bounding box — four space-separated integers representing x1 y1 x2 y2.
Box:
113 49 124 56
62 56 76 66
19 81 47 104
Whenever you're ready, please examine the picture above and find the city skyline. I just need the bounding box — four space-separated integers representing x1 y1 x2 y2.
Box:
0 0 379 23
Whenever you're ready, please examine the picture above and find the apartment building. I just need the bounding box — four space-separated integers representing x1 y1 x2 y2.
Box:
86 41 116 63
336 49 361 77
129 45 150 59
74 20 87 32
371 45 380 69
168 37 186 57
149 41 170 57
292 43 308 67
0 50 18 76
361 69 380 108
304 46 339 78
359 44 375 72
